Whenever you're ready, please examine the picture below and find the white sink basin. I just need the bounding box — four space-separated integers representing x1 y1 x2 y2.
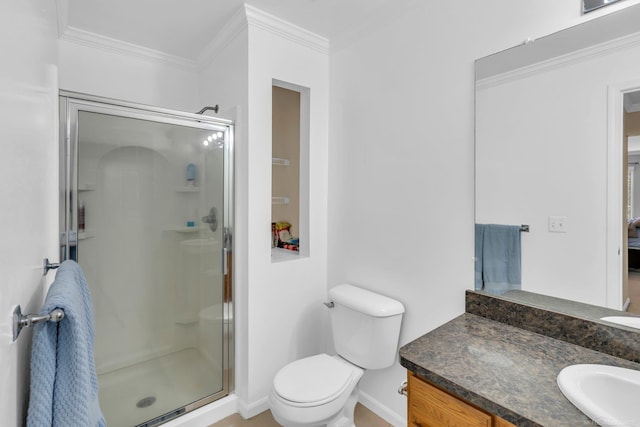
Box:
557 364 640 426
601 316 640 329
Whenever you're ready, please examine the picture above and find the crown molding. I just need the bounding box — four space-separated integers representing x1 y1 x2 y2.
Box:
476 30 640 90
244 4 329 56
57 4 328 72
196 4 249 70
59 26 197 71
55 0 69 38
197 4 330 70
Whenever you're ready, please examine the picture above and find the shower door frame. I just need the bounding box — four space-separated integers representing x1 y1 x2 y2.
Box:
59 90 234 424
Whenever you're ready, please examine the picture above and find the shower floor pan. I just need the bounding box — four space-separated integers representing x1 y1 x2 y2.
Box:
98 347 221 427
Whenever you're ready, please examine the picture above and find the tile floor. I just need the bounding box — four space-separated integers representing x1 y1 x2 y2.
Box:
209 403 392 427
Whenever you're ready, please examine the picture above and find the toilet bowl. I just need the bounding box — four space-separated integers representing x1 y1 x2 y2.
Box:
269 354 364 427
269 284 404 427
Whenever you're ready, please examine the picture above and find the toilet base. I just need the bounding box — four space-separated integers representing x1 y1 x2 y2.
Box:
325 386 358 427
270 385 360 427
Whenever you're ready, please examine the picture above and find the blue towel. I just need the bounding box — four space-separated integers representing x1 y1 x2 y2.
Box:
475 224 522 295
474 224 485 290
27 260 106 427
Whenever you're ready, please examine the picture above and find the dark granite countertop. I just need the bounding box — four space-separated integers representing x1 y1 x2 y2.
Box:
497 290 632 320
399 313 640 427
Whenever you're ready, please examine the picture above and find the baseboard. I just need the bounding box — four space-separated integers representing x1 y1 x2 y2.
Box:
358 390 406 427
181 389 404 426
162 394 238 427
238 395 270 419
162 393 269 426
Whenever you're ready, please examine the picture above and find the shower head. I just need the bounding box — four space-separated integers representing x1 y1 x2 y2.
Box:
196 105 219 115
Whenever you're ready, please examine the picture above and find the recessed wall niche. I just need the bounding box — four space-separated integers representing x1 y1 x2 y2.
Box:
271 82 309 261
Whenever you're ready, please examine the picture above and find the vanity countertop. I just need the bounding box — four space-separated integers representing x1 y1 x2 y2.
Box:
399 313 640 427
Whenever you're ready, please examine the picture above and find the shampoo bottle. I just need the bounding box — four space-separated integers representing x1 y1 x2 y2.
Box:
186 163 197 185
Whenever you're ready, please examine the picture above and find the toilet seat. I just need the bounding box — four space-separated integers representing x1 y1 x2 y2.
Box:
273 354 358 407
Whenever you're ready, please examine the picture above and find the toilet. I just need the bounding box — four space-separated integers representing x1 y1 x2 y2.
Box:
269 284 405 427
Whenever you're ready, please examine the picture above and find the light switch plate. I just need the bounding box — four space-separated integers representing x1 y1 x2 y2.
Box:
548 216 568 233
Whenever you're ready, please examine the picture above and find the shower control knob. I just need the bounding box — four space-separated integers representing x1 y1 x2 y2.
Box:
202 207 218 232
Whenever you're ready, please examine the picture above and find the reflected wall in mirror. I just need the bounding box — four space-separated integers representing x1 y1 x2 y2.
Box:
475 3 640 313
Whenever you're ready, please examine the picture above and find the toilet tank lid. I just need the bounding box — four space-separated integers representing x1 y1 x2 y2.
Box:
329 284 404 317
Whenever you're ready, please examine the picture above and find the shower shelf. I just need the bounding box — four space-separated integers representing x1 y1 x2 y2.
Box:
175 186 199 193
167 226 201 233
78 184 96 191
272 157 290 166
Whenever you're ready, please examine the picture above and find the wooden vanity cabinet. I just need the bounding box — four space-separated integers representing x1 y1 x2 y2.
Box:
407 373 516 427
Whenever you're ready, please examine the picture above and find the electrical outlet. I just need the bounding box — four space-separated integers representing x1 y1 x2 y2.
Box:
548 216 568 233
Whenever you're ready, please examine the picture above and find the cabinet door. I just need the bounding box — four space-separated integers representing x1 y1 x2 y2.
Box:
408 373 492 427
493 416 517 427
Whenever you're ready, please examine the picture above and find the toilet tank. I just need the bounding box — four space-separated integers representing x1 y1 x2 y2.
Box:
329 284 405 370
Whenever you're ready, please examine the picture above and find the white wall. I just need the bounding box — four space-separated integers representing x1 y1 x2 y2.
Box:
327 0 640 423
59 33 198 112
0 1 59 425
243 6 330 412
197 5 330 416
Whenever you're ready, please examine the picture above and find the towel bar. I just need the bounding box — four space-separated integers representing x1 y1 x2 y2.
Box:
43 257 60 275
12 304 65 342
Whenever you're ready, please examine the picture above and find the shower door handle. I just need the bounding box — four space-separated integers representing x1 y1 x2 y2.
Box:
222 226 231 276
223 248 228 276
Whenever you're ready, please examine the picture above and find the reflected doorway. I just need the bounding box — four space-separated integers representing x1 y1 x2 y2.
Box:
624 90 640 314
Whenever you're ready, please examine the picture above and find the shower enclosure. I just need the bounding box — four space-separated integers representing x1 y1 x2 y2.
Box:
59 92 234 427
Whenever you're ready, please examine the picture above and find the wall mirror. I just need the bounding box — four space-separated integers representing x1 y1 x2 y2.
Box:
475 3 640 324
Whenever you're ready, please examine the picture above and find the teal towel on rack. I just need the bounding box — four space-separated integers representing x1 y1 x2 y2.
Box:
474 224 485 290
27 260 105 427
475 224 522 295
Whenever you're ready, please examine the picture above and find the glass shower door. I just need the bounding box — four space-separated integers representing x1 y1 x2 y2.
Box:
61 95 232 427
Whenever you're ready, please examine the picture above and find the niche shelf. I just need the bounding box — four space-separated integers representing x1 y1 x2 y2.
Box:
272 196 290 205
272 157 290 166
271 247 300 262
78 229 96 240
78 184 96 191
